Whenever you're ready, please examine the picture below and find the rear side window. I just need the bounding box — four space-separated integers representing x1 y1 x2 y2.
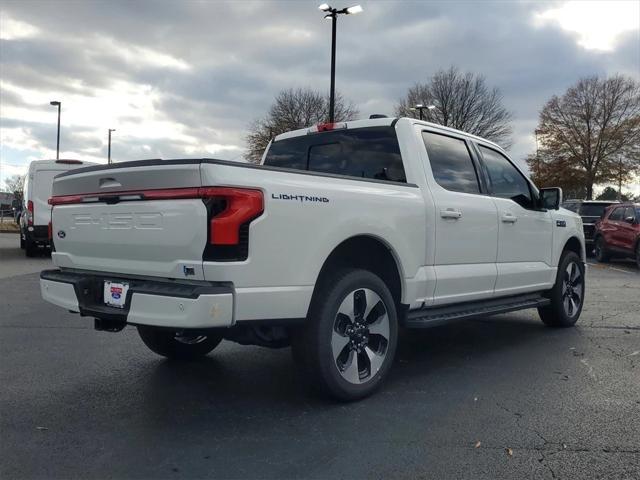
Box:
479 146 533 209
421 131 480 194
608 207 624 221
263 126 406 183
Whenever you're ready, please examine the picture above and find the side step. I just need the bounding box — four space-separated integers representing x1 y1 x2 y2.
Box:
403 293 550 328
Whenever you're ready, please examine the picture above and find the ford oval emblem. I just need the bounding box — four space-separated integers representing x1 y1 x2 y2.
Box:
57 230 66 239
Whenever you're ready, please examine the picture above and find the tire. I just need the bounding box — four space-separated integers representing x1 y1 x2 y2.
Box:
292 268 398 401
137 326 223 360
594 236 610 263
538 251 585 328
635 242 640 270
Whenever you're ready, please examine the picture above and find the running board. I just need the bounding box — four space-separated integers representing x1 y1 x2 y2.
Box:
403 293 550 328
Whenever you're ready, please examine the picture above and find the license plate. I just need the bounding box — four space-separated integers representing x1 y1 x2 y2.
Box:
104 281 129 308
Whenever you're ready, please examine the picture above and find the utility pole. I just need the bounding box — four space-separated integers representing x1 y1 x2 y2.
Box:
108 129 116 164
50 101 61 160
617 154 623 201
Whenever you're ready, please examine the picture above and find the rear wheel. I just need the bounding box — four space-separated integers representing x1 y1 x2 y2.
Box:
137 326 223 360
538 251 585 327
594 236 610 263
292 269 398 401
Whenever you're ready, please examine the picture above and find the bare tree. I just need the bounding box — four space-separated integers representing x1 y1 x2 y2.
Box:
3 174 25 195
534 75 640 199
395 66 513 147
245 88 359 163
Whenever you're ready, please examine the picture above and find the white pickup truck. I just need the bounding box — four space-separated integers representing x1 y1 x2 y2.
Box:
40 117 586 400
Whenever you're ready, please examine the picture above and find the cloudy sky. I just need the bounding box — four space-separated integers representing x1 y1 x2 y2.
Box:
1 0 639 192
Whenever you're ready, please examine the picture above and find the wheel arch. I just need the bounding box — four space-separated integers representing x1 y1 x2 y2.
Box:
562 236 585 262
309 234 405 316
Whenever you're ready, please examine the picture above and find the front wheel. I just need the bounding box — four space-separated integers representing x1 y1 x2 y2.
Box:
538 251 585 327
292 269 398 401
635 242 640 269
137 326 223 360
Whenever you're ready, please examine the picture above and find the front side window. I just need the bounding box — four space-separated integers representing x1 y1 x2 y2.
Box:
479 146 533 209
263 126 406 183
624 207 636 221
421 131 480 194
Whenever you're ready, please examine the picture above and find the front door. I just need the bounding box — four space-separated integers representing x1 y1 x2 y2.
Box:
476 144 554 295
420 129 499 305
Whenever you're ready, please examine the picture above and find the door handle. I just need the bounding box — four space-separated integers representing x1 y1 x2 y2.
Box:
440 208 462 219
501 212 518 223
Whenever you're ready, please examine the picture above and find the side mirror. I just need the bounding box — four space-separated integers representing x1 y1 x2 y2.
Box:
624 216 636 224
540 187 562 210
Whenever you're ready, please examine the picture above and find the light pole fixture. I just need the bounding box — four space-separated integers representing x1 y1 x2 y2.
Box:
410 104 435 121
318 3 363 123
50 101 61 160
107 129 116 164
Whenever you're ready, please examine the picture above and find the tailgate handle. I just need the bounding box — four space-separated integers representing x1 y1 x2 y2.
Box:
99 178 122 189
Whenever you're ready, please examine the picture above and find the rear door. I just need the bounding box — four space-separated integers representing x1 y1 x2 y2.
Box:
50 161 208 280
475 144 554 295
618 206 637 252
32 169 59 226
419 129 499 305
604 206 625 249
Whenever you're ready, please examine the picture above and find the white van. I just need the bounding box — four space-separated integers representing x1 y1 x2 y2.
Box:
20 159 96 256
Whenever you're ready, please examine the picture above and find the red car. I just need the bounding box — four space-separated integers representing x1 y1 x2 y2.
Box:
594 202 640 268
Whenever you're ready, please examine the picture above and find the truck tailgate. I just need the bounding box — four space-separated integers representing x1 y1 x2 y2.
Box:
50 161 208 280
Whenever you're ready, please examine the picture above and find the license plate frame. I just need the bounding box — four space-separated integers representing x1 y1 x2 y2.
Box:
103 281 130 309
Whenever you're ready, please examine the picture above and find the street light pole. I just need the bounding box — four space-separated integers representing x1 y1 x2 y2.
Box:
318 4 363 123
535 129 542 178
50 101 61 160
107 129 116 164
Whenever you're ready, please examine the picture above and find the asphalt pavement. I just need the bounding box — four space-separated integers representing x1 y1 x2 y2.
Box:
1 232 639 479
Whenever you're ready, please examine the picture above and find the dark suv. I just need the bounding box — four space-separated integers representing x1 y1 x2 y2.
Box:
562 200 619 254
594 203 640 268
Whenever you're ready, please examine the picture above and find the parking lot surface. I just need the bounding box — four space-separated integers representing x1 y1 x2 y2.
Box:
1 232 639 479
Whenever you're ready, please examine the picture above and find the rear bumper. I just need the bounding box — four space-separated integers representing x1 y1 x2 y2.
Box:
40 269 234 329
25 225 49 243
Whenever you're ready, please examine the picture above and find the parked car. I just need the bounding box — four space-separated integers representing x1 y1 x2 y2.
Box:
594 202 640 268
562 199 619 254
39 117 586 400
20 159 95 256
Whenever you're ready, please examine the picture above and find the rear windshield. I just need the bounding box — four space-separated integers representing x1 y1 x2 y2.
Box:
579 204 609 217
263 126 406 183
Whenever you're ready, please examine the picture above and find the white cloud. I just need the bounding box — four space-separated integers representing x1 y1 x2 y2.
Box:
0 13 39 40
534 1 640 51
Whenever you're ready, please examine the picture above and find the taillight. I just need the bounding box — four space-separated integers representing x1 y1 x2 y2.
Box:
201 187 263 262
200 188 263 245
27 200 34 226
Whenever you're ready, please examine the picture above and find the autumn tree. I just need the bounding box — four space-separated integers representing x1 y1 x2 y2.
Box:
533 75 640 199
245 88 359 163
395 66 513 147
